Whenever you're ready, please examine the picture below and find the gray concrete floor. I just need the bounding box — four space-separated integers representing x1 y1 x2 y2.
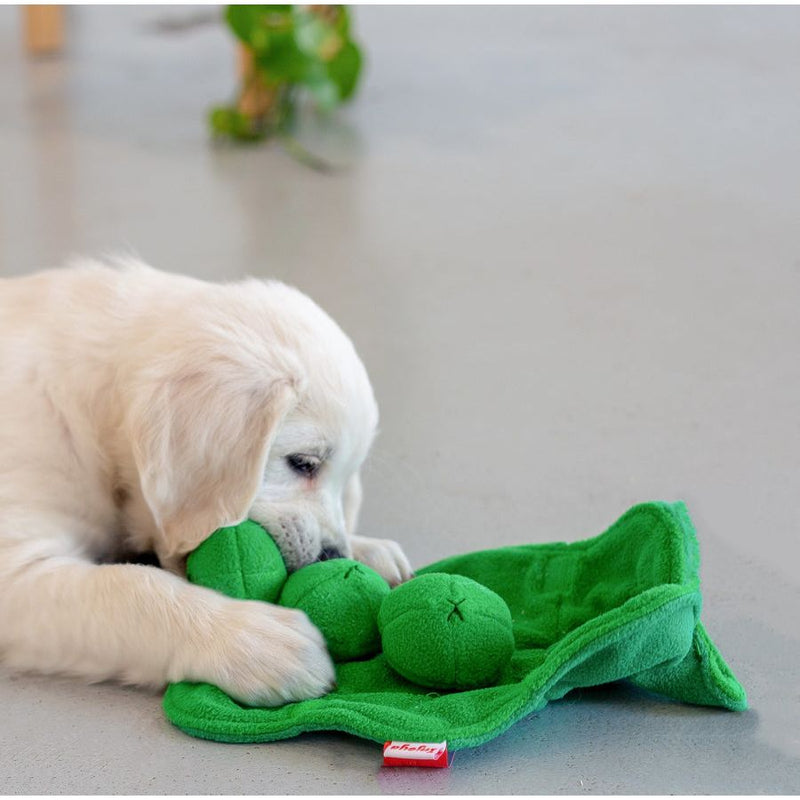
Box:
1 5 799 794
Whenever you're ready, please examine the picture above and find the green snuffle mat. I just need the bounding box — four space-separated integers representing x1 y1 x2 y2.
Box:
163 501 747 750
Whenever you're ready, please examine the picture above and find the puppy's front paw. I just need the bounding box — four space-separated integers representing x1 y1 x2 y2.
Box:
189 600 335 707
350 535 414 587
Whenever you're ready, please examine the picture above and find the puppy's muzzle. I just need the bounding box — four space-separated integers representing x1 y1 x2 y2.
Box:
317 546 345 562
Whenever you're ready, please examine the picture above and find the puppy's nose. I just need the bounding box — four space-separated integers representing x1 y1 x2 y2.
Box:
317 546 345 562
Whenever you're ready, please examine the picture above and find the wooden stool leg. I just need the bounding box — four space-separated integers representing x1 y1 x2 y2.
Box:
23 5 65 55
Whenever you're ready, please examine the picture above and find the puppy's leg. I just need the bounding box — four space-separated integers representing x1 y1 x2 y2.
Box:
0 527 335 705
342 474 414 586
349 535 414 586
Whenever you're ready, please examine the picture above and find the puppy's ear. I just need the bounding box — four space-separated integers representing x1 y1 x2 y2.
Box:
129 365 299 560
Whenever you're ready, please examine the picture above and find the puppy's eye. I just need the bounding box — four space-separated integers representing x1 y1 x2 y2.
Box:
286 453 322 478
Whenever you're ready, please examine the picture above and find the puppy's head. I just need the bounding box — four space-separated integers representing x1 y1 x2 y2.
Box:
127 274 377 570
247 283 379 571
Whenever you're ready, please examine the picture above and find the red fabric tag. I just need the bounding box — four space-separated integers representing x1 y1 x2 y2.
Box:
382 740 449 768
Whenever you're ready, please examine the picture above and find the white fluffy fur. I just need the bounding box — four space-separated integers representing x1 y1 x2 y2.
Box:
0 258 412 706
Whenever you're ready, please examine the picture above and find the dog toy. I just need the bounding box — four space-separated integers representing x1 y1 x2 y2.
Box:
379 573 515 689
185 519 287 602
184 521 391 662
279 559 390 662
164 502 747 750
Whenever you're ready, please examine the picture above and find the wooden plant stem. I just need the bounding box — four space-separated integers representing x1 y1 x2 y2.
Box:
236 44 277 120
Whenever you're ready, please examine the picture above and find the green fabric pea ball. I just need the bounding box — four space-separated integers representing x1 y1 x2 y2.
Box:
378 573 515 690
279 559 391 662
186 520 287 603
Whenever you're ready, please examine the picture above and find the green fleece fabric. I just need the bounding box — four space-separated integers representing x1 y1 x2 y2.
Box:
163 501 746 750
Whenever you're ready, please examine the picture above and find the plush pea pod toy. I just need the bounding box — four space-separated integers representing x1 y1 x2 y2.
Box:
185 520 390 663
165 502 747 751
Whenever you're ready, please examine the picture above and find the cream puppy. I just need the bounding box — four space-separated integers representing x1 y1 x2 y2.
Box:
0 258 412 706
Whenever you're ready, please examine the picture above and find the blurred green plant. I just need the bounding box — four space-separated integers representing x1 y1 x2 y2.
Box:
211 5 363 149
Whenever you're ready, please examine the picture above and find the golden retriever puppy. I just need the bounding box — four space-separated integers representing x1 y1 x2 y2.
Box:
0 258 412 705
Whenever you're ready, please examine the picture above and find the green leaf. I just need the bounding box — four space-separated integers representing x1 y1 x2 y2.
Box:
225 5 292 52
335 6 351 39
208 106 267 142
279 132 336 173
306 74 340 112
254 30 310 83
293 10 332 56
327 40 362 101
225 6 261 47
